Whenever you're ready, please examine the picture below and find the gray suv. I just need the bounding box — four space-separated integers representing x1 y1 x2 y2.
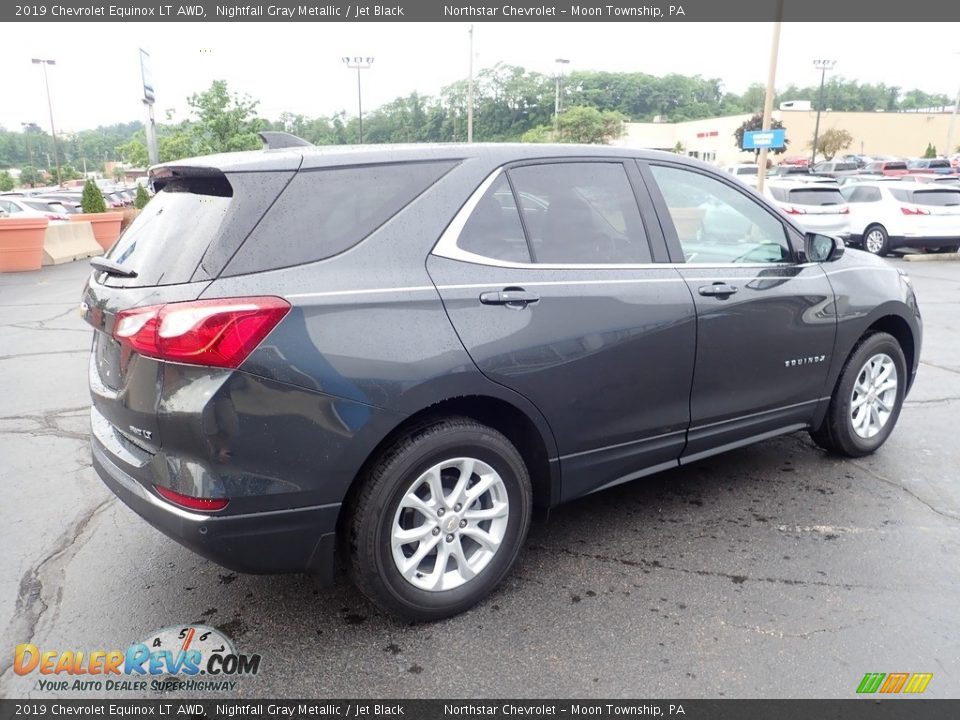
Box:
84 136 921 620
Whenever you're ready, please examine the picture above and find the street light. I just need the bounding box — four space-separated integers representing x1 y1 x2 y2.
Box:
554 58 570 132
32 58 63 186
20 122 39 169
342 56 374 144
810 59 836 166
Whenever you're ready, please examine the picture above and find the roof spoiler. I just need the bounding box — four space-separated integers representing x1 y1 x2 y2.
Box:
258 131 313 150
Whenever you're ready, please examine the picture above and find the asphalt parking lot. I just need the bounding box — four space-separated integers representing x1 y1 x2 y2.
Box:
1 257 958 700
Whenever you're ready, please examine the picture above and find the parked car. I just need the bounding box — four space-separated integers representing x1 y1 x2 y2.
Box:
83 139 922 620
0 196 70 222
721 163 759 187
841 180 960 254
906 158 954 175
763 178 850 237
767 165 810 178
810 160 860 179
898 174 960 186
862 160 909 177
779 156 810 167
34 194 83 213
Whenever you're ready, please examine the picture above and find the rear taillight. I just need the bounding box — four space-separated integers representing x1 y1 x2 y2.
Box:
900 207 931 216
784 206 807 215
113 296 290 369
154 485 229 512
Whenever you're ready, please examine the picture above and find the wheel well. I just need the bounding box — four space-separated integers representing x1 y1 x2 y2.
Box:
866 314 915 380
338 396 554 538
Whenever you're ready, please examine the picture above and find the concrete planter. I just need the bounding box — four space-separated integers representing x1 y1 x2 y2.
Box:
0 217 49 272
71 211 124 251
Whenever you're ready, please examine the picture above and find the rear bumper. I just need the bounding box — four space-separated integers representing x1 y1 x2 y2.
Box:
889 235 960 249
92 438 340 582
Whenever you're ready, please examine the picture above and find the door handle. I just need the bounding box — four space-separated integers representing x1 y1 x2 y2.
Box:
698 283 738 297
479 288 540 307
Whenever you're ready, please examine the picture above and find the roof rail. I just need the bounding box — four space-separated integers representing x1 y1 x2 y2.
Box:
258 131 313 150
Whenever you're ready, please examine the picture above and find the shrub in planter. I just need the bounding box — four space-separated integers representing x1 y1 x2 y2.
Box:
134 185 150 210
0 216 49 272
72 179 124 251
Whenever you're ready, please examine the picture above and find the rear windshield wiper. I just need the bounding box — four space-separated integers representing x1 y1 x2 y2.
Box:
90 257 138 278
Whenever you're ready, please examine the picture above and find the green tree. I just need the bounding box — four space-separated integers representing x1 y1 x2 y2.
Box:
923 143 937 158
0 170 14 192
734 113 789 159
556 106 626 144
672 141 686 155
81 179 107 214
19 166 43 187
134 185 150 209
520 125 553 143
186 80 268 154
809 127 853 160
59 164 82 181
117 137 149 167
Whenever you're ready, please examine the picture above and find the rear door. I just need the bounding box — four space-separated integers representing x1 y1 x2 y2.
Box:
642 160 837 462
429 159 697 500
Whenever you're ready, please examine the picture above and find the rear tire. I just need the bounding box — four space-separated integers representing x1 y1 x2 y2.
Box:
862 225 889 256
346 417 532 621
810 332 907 457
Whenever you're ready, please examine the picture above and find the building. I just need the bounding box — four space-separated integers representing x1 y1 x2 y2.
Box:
618 109 959 166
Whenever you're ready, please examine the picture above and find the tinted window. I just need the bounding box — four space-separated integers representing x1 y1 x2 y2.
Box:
885 162 907 171
846 186 882 203
835 163 857 171
225 161 456 276
650 165 790 264
787 188 845 205
736 167 758 176
457 175 531 263
912 189 960 206
889 188 910 202
507 162 652 264
105 176 232 286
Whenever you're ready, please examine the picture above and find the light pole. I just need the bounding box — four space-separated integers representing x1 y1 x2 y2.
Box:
20 122 38 169
32 58 62 186
467 25 475 143
343 56 374 144
810 59 836 166
554 58 570 133
944 52 960 160
755 0 783 194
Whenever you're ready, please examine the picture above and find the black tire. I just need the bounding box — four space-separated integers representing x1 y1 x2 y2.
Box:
862 224 890 256
346 417 532 621
810 332 907 457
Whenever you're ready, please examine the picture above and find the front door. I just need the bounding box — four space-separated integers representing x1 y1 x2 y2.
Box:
642 161 837 462
428 160 697 500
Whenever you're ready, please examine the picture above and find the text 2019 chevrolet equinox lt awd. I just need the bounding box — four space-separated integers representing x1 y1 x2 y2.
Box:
83 135 921 620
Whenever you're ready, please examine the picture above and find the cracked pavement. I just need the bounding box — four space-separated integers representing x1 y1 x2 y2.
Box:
1 259 958 699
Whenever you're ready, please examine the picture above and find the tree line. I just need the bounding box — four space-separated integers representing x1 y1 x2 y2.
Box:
0 67 952 172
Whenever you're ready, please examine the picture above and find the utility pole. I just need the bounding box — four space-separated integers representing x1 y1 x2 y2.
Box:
945 53 960 160
467 25 474 143
32 58 62 186
755 1 783 194
810 59 836 166
343 56 374 144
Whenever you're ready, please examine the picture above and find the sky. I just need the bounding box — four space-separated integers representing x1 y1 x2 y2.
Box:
3 22 959 134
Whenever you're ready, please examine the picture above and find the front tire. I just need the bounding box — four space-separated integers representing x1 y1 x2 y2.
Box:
810 332 907 457
862 224 890 256
347 417 532 621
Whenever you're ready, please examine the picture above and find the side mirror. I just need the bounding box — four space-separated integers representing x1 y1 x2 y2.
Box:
805 233 845 263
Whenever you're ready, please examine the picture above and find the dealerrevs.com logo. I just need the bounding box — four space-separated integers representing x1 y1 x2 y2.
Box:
14 624 262 693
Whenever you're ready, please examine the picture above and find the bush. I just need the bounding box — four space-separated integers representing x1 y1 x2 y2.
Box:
134 185 150 209
81 179 107 214
0 170 14 192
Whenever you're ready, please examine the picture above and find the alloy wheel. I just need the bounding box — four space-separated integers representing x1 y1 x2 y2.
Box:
849 353 898 439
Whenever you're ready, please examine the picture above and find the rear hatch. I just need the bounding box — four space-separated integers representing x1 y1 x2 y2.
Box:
892 187 960 234
82 165 297 451
771 185 849 232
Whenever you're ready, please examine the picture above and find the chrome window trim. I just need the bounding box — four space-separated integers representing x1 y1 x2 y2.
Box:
431 165 811 272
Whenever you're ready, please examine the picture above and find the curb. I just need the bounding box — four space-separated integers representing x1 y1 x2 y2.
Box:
901 253 960 262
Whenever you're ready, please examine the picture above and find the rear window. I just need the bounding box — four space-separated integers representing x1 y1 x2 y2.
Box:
786 188 845 205
223 161 456 276
735 167 757 175
911 189 960 206
103 176 233 287
834 163 857 171
884 162 907 170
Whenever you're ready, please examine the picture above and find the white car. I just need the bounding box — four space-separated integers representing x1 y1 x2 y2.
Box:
762 178 850 237
722 164 760 188
840 180 960 255
0 196 71 222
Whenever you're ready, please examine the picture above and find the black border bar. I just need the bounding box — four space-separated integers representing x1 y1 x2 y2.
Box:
4 0 960 23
